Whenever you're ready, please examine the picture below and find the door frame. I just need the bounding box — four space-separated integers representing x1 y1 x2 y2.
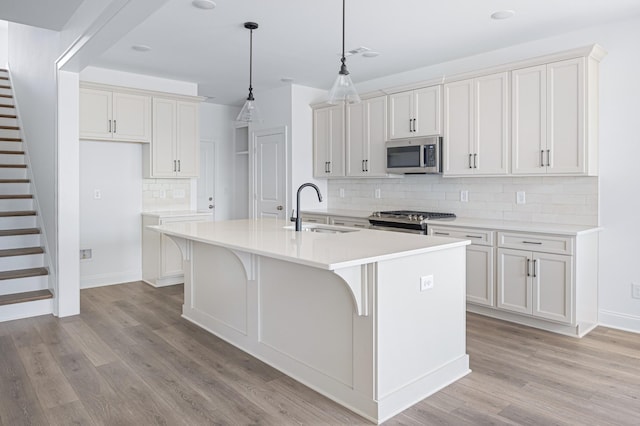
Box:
250 126 289 219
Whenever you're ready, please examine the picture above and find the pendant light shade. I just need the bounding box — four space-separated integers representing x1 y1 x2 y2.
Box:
237 22 262 122
327 0 360 104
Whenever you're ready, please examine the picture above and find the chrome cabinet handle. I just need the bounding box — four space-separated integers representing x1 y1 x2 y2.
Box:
173 160 177 172
108 120 112 133
409 118 413 132
365 159 368 172
473 153 477 169
113 120 116 133
412 118 416 132
354 224 365 228
526 259 530 277
327 161 331 173
468 154 472 169
465 235 482 239
540 150 545 167
522 241 542 245
546 149 550 167
333 221 345 225
533 259 537 278
362 160 365 172
178 160 181 172
434 232 450 236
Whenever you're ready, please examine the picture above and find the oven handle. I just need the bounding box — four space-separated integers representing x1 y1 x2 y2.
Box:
369 224 425 234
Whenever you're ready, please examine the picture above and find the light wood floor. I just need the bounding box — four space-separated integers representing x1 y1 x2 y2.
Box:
1 281 639 425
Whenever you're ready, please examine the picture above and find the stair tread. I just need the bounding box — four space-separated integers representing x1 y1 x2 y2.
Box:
0 151 25 155
0 267 48 281
0 210 36 217
0 114 16 118
0 179 29 183
0 164 26 168
0 95 12 99
0 228 40 236
0 246 43 257
0 105 15 109
0 138 22 142
0 194 32 199
0 289 52 306
0 126 19 130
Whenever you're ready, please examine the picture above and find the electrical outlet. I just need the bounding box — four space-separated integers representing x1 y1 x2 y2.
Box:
80 249 92 260
93 189 101 200
420 275 434 291
632 283 640 299
516 191 526 204
374 188 381 199
173 189 186 199
460 190 469 202
339 188 345 198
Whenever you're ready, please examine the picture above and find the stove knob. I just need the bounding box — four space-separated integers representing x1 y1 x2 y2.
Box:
408 214 414 221
419 215 425 221
375 212 381 217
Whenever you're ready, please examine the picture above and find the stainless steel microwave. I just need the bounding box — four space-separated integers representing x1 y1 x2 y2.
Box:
385 136 442 174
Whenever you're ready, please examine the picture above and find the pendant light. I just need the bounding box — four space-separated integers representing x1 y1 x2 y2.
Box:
236 22 262 122
327 0 360 104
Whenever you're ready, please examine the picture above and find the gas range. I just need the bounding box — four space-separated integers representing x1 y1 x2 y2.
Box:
368 210 456 234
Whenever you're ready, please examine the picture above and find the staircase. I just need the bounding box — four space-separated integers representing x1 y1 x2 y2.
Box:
0 68 53 321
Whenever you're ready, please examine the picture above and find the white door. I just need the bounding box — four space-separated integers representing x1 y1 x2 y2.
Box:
466 245 495 307
497 248 532 314
79 88 112 140
346 101 365 177
176 101 199 177
475 72 509 175
254 128 286 219
388 90 413 139
197 141 215 217
443 79 474 175
512 65 547 175
532 252 573 323
112 92 151 142
414 86 441 136
366 95 388 176
313 107 330 177
152 98 177 177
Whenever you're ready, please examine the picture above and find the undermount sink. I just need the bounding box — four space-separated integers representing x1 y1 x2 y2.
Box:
284 224 359 234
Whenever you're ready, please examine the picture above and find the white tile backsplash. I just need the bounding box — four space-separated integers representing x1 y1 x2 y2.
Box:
328 176 598 226
142 178 192 211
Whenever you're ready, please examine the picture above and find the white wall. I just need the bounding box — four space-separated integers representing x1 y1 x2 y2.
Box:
7 23 60 274
0 21 8 66
78 67 198 287
79 142 141 288
199 102 239 220
346 17 640 332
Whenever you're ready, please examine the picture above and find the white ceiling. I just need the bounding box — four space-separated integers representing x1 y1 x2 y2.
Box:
0 0 84 31
4 0 640 105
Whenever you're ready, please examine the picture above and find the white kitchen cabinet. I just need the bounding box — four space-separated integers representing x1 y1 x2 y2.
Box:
512 58 592 175
144 97 200 178
429 225 495 307
80 87 151 142
347 96 388 177
330 216 370 229
313 104 345 177
389 86 441 139
300 213 330 224
443 72 509 176
142 213 212 287
497 247 572 324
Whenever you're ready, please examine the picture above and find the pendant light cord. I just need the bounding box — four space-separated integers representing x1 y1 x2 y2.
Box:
339 0 348 75
248 27 254 100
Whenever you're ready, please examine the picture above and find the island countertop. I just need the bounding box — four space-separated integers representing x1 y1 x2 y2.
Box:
149 218 469 271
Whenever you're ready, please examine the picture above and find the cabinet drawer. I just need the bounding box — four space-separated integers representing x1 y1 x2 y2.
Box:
159 215 211 225
301 214 329 225
429 226 494 246
330 217 370 229
497 232 574 255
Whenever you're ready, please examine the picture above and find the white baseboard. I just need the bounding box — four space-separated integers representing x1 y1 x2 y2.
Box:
0 299 53 322
598 310 640 334
80 271 141 289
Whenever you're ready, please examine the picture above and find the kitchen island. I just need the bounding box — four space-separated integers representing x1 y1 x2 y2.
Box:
149 218 470 423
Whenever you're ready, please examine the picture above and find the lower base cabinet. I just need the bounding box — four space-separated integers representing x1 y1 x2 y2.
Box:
142 213 212 287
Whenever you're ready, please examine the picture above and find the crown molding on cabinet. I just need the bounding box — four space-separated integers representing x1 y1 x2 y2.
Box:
79 81 206 103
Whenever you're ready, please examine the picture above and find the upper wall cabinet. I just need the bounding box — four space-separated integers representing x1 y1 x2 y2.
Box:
80 87 151 143
347 95 388 177
388 86 441 139
443 72 509 176
143 98 200 178
512 58 595 175
313 104 345 177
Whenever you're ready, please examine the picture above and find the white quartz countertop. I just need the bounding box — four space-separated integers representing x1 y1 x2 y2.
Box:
142 210 213 218
149 218 469 271
425 217 601 236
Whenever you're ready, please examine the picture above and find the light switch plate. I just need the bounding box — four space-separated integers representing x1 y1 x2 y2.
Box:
93 189 101 200
420 275 434 291
460 190 468 202
632 283 640 299
516 191 526 204
374 188 381 199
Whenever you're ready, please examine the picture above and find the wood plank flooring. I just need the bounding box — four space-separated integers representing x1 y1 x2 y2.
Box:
0 281 638 425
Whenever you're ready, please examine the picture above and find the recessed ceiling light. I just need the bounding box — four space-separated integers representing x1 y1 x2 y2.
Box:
192 0 216 10
491 10 515 20
362 51 380 58
131 44 151 52
281 77 294 83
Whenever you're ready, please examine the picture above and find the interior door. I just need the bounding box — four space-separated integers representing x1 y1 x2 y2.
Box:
112 92 151 142
197 140 215 218
176 101 199 177
254 127 286 219
497 248 532 314
443 79 474 175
